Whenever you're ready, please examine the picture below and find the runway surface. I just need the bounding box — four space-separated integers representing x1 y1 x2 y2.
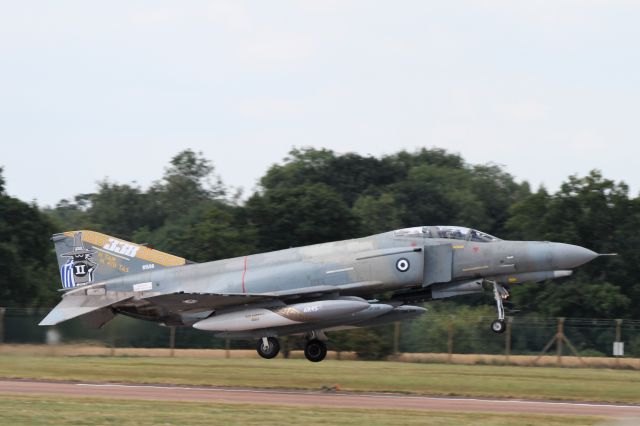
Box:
1 379 639 417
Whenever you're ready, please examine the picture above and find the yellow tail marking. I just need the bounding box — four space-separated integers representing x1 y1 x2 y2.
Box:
63 231 186 267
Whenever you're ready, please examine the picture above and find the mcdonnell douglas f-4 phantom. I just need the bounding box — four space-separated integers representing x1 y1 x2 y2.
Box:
41 226 607 362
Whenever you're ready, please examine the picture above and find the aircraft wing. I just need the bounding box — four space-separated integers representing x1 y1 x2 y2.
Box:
143 281 385 312
39 281 385 326
141 293 275 312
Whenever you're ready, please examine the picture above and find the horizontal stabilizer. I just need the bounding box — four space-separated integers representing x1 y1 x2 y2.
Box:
39 293 131 326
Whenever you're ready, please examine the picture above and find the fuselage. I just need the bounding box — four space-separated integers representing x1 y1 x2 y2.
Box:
105 225 597 326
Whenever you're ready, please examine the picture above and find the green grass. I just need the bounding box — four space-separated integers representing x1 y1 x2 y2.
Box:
1 354 639 403
0 394 605 426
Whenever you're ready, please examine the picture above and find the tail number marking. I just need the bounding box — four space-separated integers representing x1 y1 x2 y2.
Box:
103 238 140 258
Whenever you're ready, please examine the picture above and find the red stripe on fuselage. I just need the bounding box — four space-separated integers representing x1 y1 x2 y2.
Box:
241 256 248 293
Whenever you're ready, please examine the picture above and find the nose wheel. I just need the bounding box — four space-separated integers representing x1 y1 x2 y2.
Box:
491 319 506 333
257 337 280 359
490 281 509 334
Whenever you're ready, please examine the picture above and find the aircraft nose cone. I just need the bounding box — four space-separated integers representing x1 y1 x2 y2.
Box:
549 243 598 269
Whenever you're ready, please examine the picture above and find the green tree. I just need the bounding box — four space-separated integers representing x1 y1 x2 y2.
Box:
0 168 58 306
340 326 395 360
259 148 404 207
353 193 405 235
468 164 530 237
44 195 93 232
150 149 226 221
86 181 164 241
386 147 466 170
137 203 257 262
247 183 360 250
507 171 634 318
390 165 491 229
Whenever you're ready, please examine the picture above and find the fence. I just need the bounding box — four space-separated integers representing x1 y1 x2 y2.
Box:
1 306 639 362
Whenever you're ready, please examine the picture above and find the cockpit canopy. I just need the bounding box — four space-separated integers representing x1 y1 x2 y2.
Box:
393 226 501 243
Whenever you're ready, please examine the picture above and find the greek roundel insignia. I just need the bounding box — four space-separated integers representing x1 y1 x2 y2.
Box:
396 258 410 272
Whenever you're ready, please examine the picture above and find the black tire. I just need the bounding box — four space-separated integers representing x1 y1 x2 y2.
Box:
304 339 327 362
257 337 280 359
491 319 506 334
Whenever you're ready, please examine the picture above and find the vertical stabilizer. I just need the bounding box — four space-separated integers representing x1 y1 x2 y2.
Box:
52 230 187 289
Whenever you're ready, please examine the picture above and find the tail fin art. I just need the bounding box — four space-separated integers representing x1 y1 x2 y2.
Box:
40 231 188 327
53 230 187 289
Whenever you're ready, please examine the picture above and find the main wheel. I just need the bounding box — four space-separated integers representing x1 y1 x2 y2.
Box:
491 319 506 334
257 337 280 359
304 339 327 362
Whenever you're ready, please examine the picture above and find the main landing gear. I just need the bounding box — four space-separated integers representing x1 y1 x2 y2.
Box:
304 330 328 362
256 337 280 359
489 281 509 334
304 339 327 363
256 333 329 362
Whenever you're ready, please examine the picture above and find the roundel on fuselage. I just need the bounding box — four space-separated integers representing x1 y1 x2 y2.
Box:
396 258 410 272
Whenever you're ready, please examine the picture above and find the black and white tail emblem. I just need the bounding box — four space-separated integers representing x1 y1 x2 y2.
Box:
396 258 410 272
60 232 97 288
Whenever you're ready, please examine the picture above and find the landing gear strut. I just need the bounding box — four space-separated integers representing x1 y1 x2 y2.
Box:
256 337 280 359
489 281 509 334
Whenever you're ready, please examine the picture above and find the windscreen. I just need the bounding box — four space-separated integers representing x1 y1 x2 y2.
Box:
393 226 500 242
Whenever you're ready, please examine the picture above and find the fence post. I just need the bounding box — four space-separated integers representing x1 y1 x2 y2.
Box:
447 318 454 363
615 319 622 368
109 324 116 356
557 317 564 366
393 322 400 355
505 316 512 364
282 337 290 359
0 307 5 344
169 326 176 357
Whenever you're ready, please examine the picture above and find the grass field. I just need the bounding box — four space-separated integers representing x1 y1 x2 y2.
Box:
0 394 606 426
1 354 639 403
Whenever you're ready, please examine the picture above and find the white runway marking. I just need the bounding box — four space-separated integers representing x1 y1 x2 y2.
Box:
76 382 640 411
4 379 638 417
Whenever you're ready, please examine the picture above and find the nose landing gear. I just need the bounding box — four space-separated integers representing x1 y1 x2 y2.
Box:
489 281 509 334
491 318 506 333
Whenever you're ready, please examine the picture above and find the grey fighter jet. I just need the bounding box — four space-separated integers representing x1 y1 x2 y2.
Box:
40 227 607 362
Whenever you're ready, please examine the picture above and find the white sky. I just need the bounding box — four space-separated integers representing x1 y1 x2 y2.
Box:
1 1 639 206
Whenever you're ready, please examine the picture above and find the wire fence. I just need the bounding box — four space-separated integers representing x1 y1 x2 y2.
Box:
1 307 639 361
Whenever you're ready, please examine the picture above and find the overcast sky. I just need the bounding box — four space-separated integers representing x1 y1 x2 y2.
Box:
1 1 638 206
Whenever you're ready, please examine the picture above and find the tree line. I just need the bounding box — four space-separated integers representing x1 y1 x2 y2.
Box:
0 148 637 324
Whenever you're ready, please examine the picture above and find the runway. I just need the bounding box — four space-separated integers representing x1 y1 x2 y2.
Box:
1 379 639 417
